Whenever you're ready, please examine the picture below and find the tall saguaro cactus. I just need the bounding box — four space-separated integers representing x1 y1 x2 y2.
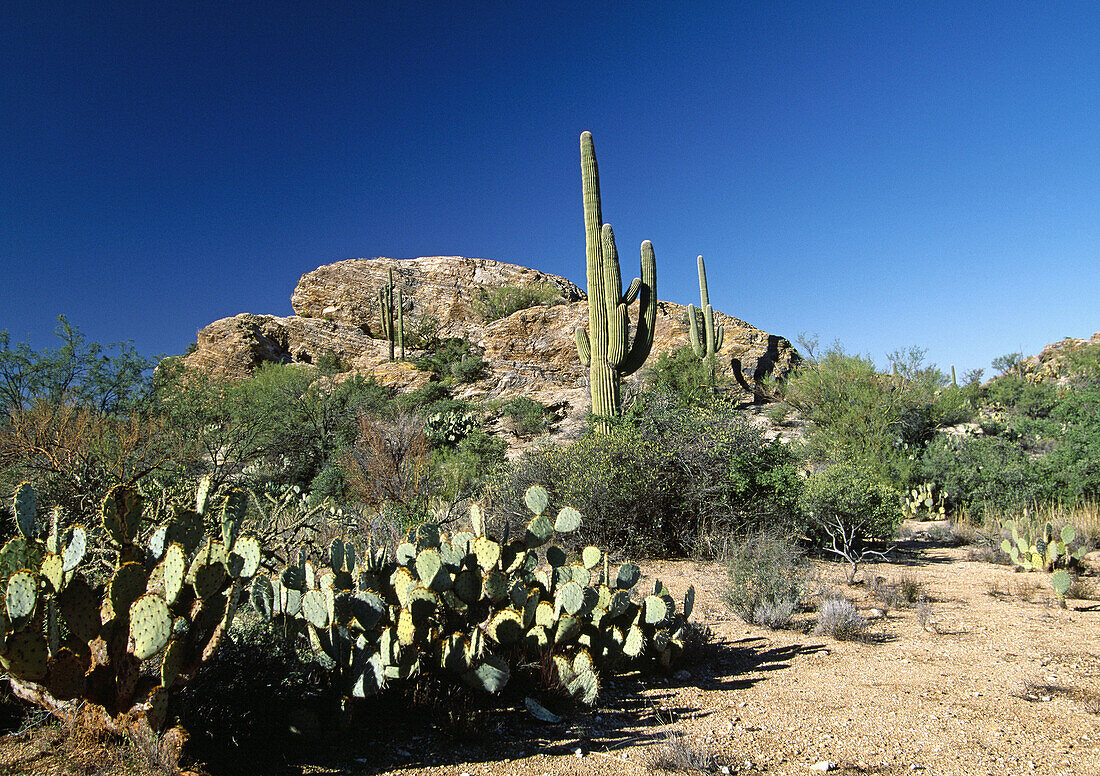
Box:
574 131 657 431
378 268 404 361
688 254 724 359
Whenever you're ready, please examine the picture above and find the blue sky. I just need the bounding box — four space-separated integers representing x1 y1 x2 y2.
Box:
2 2 1098 376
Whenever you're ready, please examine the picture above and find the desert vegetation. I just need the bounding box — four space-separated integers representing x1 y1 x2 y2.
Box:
0 135 1098 775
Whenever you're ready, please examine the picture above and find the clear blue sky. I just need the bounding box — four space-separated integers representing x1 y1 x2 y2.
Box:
2 1 1098 376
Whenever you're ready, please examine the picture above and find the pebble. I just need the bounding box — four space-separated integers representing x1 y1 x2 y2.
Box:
811 761 837 772
574 747 584 758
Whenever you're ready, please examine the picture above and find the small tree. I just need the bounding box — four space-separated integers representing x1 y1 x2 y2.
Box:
800 464 900 584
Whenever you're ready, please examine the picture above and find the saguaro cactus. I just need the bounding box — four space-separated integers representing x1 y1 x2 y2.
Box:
378 269 404 360
688 254 723 360
574 132 657 431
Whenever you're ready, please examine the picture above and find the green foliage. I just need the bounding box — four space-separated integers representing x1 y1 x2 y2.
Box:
434 429 506 508
723 530 808 629
918 434 1046 518
155 363 392 491
642 347 727 406
800 463 902 545
475 282 564 322
0 316 155 416
500 396 553 436
983 374 1058 419
501 395 803 557
414 338 487 384
782 344 971 487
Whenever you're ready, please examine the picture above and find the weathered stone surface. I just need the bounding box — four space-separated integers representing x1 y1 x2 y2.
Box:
182 313 383 380
181 257 801 441
290 256 584 340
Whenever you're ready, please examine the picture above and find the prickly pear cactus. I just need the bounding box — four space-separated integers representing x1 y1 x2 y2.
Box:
999 518 1086 573
256 484 694 709
1 481 263 735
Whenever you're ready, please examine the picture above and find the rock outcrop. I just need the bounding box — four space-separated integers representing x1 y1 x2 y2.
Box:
1018 332 1100 384
182 256 800 438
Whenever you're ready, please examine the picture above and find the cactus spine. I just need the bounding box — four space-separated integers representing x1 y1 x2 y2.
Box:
574 132 657 431
378 268 404 361
688 254 723 360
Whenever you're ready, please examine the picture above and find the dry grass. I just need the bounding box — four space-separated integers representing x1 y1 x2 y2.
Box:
0 717 186 776
987 576 1046 603
644 731 718 773
869 574 925 609
1013 680 1100 714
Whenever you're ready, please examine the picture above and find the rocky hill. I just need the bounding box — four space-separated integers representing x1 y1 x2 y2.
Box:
182 256 800 438
1018 331 1100 383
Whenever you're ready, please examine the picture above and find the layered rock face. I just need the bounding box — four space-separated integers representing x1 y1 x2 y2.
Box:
182 256 800 437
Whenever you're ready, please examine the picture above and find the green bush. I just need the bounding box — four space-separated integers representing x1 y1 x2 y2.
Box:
918 434 1048 518
499 395 804 557
414 338 487 384
800 463 902 546
641 346 728 406
475 281 563 321
500 396 553 436
723 530 808 629
781 344 971 488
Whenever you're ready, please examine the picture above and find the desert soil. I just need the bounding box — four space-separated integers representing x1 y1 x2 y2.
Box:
1 529 1097 776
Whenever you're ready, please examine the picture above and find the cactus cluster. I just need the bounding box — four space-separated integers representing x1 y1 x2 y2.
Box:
902 482 945 519
251 485 693 705
574 132 657 432
1000 519 1085 573
0 479 261 733
378 268 405 361
688 255 724 360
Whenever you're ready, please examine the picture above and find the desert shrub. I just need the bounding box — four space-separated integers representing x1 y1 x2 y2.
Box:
641 346 728 406
397 381 453 413
801 464 901 543
782 344 971 488
500 396 552 436
813 594 868 640
0 315 155 417
723 530 808 629
869 575 924 609
424 409 478 447
414 338 486 384
983 374 1059 419
475 281 563 321
918 434 1048 519
499 395 804 557
342 412 436 515
434 427 506 509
